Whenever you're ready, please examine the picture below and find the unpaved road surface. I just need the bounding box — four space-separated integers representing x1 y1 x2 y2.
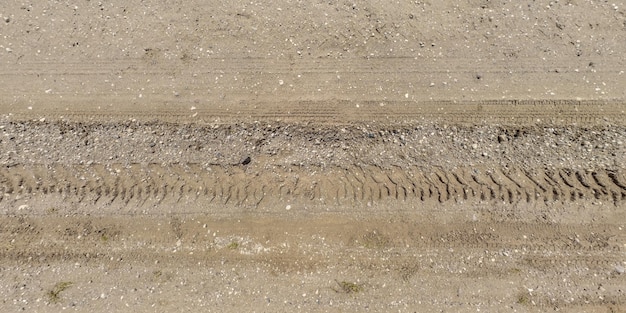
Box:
1 1 626 312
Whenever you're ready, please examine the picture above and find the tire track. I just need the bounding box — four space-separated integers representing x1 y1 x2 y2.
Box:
0 164 624 209
4 99 626 125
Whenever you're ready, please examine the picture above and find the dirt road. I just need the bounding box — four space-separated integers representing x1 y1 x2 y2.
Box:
1 1 625 312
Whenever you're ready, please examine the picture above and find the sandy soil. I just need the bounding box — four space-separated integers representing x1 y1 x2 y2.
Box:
1 1 626 312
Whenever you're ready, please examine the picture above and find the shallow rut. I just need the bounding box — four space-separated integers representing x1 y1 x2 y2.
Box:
1 163 624 208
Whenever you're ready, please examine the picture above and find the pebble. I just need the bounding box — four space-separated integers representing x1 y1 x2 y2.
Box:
616 265 625 274
240 156 251 165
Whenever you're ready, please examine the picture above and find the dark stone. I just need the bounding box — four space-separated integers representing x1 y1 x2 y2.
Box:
241 156 251 165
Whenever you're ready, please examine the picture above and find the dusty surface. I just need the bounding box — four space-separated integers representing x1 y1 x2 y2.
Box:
1 0 626 312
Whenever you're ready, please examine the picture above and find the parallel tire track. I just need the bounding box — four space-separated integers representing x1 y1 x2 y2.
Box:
4 100 626 125
0 164 624 208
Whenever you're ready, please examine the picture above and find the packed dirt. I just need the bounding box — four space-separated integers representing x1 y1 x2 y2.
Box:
1 1 626 312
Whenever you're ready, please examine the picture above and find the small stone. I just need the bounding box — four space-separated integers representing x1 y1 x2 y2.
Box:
240 156 251 165
285 205 291 211
497 134 508 143
615 265 625 274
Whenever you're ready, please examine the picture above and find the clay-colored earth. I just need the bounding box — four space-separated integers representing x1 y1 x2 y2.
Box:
1 1 626 312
